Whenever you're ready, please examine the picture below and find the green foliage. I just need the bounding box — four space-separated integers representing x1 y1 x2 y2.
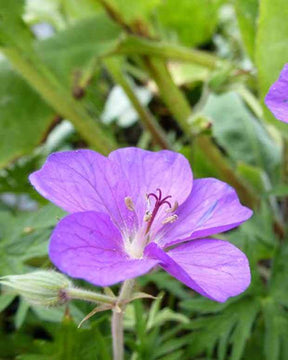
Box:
182 296 261 360
2 316 111 359
0 204 65 275
158 0 223 46
35 14 121 85
0 61 54 167
0 0 33 48
234 0 258 60
256 0 288 132
110 0 161 25
202 92 281 177
125 296 190 359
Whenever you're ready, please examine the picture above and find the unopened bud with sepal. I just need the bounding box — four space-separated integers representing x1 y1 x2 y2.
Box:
0 270 116 308
0 270 72 307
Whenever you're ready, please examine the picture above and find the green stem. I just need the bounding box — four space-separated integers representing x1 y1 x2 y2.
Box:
104 57 171 149
112 279 135 360
3 47 115 154
67 288 116 305
144 57 192 133
116 35 221 69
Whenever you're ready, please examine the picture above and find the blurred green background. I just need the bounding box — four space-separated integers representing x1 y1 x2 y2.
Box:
0 0 288 359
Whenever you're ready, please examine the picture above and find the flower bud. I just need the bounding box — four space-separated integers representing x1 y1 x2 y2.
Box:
0 270 72 307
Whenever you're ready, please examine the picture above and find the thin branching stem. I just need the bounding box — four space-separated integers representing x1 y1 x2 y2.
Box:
104 57 172 149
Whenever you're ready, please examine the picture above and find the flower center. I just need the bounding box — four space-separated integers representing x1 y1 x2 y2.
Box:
124 188 178 259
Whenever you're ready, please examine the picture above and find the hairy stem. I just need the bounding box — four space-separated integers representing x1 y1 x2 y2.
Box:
67 288 116 305
105 57 171 149
112 279 135 360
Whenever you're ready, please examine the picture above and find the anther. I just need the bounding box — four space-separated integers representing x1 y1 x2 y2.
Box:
125 197 135 211
166 201 178 213
162 214 178 224
144 210 152 222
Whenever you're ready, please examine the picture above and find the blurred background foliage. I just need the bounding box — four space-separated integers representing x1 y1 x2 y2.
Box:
0 0 288 359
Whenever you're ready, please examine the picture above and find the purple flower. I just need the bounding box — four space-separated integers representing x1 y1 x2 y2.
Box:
265 64 288 122
29 148 252 302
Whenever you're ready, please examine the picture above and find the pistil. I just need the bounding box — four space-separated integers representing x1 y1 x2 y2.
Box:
144 188 172 235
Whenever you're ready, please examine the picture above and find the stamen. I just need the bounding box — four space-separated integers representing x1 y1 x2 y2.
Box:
166 201 178 213
162 214 178 224
125 197 135 211
144 210 152 222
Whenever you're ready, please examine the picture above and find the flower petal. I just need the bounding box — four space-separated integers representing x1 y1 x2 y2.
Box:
109 148 193 222
29 150 138 233
157 178 252 248
265 64 288 122
49 211 158 286
145 240 251 302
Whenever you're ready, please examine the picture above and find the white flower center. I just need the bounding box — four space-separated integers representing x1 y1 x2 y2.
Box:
123 189 178 259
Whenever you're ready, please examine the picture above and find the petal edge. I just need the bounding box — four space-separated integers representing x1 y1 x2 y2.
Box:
145 239 251 302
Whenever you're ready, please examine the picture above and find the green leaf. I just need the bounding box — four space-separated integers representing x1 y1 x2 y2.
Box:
0 293 15 312
157 0 223 47
0 60 54 168
228 202 277 262
61 0 101 21
19 317 111 360
109 0 161 24
139 271 190 300
0 204 65 275
0 13 120 168
148 308 189 330
255 0 288 134
24 0 66 30
229 299 260 360
180 296 232 315
265 185 288 197
269 244 288 308
236 162 270 195
0 0 33 48
32 303 84 324
0 154 41 196
153 337 188 359
15 299 30 329
181 144 220 180
35 14 121 85
202 92 281 177
234 0 258 60
263 301 281 360
186 297 260 359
